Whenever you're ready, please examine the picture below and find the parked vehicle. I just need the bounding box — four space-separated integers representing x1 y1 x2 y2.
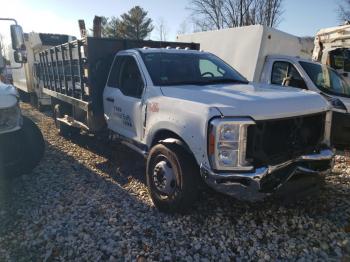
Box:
260 56 350 147
0 81 45 176
178 25 350 147
313 23 350 84
10 32 75 110
36 36 333 212
0 18 45 177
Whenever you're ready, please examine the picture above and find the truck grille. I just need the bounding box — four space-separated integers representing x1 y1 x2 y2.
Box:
246 113 326 167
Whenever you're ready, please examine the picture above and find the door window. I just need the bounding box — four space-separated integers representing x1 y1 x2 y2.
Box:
107 57 124 88
271 61 307 89
119 56 144 98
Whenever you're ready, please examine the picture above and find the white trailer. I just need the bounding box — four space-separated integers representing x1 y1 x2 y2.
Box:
177 25 313 82
10 32 75 110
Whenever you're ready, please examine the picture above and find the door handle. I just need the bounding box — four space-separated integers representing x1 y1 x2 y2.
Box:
106 97 114 103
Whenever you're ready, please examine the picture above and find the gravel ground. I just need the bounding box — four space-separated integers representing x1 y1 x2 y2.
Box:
0 103 350 261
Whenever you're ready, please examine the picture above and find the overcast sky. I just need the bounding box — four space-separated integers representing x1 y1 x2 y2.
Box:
0 0 340 43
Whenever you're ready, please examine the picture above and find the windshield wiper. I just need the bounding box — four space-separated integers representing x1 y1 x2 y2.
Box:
160 78 249 86
202 78 249 85
161 80 207 86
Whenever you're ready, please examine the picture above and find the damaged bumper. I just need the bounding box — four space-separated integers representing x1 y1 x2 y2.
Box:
200 149 334 201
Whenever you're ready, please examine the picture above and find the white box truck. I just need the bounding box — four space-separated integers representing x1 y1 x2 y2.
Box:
177 25 350 147
10 32 75 110
177 25 314 83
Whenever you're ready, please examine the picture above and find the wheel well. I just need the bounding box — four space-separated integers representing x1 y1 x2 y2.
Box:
150 129 200 170
151 129 195 156
151 129 183 147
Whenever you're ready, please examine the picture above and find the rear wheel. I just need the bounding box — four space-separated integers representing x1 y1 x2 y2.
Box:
146 143 200 213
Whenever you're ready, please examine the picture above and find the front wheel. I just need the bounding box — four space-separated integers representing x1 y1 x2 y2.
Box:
146 143 200 213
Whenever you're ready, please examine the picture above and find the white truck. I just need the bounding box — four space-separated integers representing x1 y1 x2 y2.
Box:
313 23 350 83
10 32 75 110
178 25 350 147
0 18 44 177
36 36 334 213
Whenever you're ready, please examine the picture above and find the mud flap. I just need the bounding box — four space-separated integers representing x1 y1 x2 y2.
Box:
331 111 350 149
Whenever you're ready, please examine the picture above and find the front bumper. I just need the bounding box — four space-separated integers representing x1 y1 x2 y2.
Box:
200 149 334 201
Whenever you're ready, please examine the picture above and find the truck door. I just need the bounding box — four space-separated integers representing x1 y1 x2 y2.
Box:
103 55 145 141
269 60 308 90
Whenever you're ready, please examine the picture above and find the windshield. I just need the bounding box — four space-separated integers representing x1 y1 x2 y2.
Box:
140 52 248 86
329 48 350 73
299 61 350 97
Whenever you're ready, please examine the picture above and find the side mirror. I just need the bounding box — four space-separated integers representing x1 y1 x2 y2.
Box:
14 50 27 64
10 24 26 51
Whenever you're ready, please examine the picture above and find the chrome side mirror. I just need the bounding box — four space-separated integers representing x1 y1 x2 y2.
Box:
10 24 26 51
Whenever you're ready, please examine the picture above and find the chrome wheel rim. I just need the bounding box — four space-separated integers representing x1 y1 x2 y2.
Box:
153 159 176 195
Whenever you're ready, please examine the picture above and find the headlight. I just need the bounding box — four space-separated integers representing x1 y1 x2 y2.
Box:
0 104 22 133
208 118 255 171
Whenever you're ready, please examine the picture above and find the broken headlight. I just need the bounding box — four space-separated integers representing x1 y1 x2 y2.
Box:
208 118 255 171
0 104 22 133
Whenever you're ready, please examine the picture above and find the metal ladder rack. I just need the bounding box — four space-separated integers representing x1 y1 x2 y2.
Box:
39 39 87 101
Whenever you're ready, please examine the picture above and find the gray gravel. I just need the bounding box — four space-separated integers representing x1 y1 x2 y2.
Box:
0 103 350 261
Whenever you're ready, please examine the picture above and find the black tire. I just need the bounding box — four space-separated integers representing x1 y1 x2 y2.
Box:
146 143 200 213
19 116 45 174
0 149 5 177
53 104 72 137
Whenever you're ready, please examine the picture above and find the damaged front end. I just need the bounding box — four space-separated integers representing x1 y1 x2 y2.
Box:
202 111 334 201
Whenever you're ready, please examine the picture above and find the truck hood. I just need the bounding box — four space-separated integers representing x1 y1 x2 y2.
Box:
160 83 330 120
0 81 18 108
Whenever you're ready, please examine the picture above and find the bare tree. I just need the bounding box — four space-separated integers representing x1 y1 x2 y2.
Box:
188 0 284 31
0 34 4 58
177 20 190 35
0 34 9 63
189 0 226 30
338 0 350 21
155 18 169 41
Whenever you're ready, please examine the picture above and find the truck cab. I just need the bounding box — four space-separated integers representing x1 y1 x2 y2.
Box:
260 55 350 147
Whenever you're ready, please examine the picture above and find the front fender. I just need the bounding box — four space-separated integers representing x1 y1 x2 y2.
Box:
143 97 221 166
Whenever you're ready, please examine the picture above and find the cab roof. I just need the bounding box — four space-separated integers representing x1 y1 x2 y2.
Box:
133 47 205 55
